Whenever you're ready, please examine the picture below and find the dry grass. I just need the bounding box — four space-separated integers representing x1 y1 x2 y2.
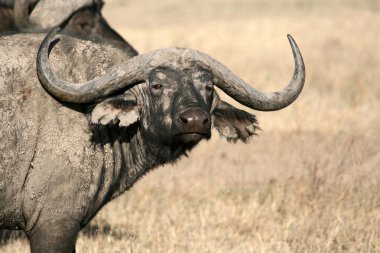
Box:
1 0 380 252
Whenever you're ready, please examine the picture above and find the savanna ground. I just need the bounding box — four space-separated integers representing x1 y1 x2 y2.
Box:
1 0 380 252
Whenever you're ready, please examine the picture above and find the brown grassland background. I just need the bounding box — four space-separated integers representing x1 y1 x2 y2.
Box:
1 0 380 252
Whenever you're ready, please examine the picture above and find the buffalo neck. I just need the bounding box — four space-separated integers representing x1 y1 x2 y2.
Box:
90 123 171 202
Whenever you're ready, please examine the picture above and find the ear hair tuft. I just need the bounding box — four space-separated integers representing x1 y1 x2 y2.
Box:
90 95 139 127
212 100 259 143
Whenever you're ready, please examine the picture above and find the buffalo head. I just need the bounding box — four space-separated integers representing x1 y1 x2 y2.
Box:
37 28 305 161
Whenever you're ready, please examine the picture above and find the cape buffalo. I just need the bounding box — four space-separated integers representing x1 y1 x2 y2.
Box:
0 0 138 57
0 29 305 252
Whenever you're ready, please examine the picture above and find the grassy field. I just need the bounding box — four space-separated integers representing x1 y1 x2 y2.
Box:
1 0 380 252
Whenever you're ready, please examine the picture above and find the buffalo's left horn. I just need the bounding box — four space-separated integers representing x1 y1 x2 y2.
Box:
37 28 305 110
197 35 305 111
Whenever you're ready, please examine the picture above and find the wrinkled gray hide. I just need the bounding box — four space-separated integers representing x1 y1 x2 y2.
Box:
0 34 137 252
0 33 128 252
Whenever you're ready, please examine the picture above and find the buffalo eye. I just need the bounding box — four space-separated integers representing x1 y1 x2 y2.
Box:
72 13 95 33
152 83 162 90
77 21 92 31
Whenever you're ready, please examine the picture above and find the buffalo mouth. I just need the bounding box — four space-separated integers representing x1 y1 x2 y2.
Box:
174 132 210 144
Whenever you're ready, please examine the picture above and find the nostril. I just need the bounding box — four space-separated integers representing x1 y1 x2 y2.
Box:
179 116 188 124
202 117 209 125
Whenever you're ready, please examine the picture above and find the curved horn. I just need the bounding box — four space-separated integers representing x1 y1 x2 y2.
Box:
208 35 305 111
37 28 305 110
37 28 189 103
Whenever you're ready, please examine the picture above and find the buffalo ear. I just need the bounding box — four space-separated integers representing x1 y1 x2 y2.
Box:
212 99 259 143
90 93 140 127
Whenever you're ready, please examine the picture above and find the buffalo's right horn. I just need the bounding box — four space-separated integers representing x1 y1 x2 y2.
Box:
37 28 189 103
